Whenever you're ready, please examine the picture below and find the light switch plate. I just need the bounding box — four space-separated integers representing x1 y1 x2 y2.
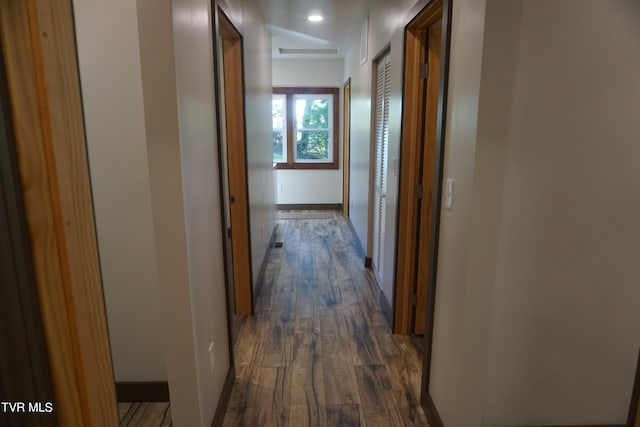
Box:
208 342 215 374
445 179 454 210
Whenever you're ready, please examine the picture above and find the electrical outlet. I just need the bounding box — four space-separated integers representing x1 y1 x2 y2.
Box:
208 342 215 374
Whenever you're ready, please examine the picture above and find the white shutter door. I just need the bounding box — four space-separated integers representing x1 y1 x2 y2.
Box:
372 52 390 283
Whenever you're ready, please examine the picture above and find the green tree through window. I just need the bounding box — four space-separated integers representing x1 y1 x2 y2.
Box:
272 95 286 162
296 99 329 160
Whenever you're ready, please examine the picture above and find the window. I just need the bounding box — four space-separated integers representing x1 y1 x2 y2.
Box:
272 94 287 163
272 87 339 169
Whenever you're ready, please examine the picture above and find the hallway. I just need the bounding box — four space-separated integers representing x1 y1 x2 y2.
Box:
222 213 427 426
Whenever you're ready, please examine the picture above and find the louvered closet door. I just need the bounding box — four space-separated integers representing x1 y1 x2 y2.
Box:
372 52 391 283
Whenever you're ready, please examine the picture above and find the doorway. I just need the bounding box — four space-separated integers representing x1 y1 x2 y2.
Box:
215 8 254 320
394 0 451 422
394 0 445 336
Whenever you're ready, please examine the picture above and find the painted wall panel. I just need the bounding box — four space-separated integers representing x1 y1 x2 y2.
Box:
483 1 640 424
73 0 166 382
241 3 277 289
435 1 522 424
426 0 488 424
343 39 373 251
170 1 231 424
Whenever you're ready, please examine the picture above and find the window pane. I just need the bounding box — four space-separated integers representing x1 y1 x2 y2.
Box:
296 130 329 161
272 95 286 163
273 129 285 161
272 98 285 129
295 98 329 129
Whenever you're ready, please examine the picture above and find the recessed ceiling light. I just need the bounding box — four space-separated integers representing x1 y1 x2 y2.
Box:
308 15 323 22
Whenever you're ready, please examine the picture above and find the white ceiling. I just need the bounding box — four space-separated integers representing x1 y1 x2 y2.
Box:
254 0 372 58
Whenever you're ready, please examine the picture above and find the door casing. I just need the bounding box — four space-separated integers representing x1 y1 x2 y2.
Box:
215 7 254 318
394 0 451 424
0 1 118 424
343 78 351 217
412 20 442 336
394 0 444 336
0 46 58 427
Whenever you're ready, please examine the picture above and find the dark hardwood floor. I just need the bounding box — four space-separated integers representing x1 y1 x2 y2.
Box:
118 402 171 426
223 212 427 427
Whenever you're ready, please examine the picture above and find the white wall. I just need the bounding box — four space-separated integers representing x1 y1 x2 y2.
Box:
137 1 214 424
171 0 232 424
425 0 492 424
138 0 274 425
343 40 372 251
239 2 277 286
483 0 640 424
272 58 344 205
73 0 166 382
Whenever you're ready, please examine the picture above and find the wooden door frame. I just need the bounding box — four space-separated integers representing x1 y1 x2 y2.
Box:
211 4 240 358
343 78 351 217
393 0 451 424
213 7 254 317
394 0 446 334
0 48 58 427
0 1 118 425
410 19 442 337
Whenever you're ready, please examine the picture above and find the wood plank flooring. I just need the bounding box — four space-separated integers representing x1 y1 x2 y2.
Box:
223 212 427 427
118 403 171 426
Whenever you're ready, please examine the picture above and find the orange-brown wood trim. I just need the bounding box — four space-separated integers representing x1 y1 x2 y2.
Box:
394 0 443 334
394 27 426 334
0 1 118 425
285 89 295 166
407 0 443 30
220 10 253 316
414 21 442 335
343 79 351 217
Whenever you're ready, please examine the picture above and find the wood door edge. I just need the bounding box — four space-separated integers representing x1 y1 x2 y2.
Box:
0 1 118 424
